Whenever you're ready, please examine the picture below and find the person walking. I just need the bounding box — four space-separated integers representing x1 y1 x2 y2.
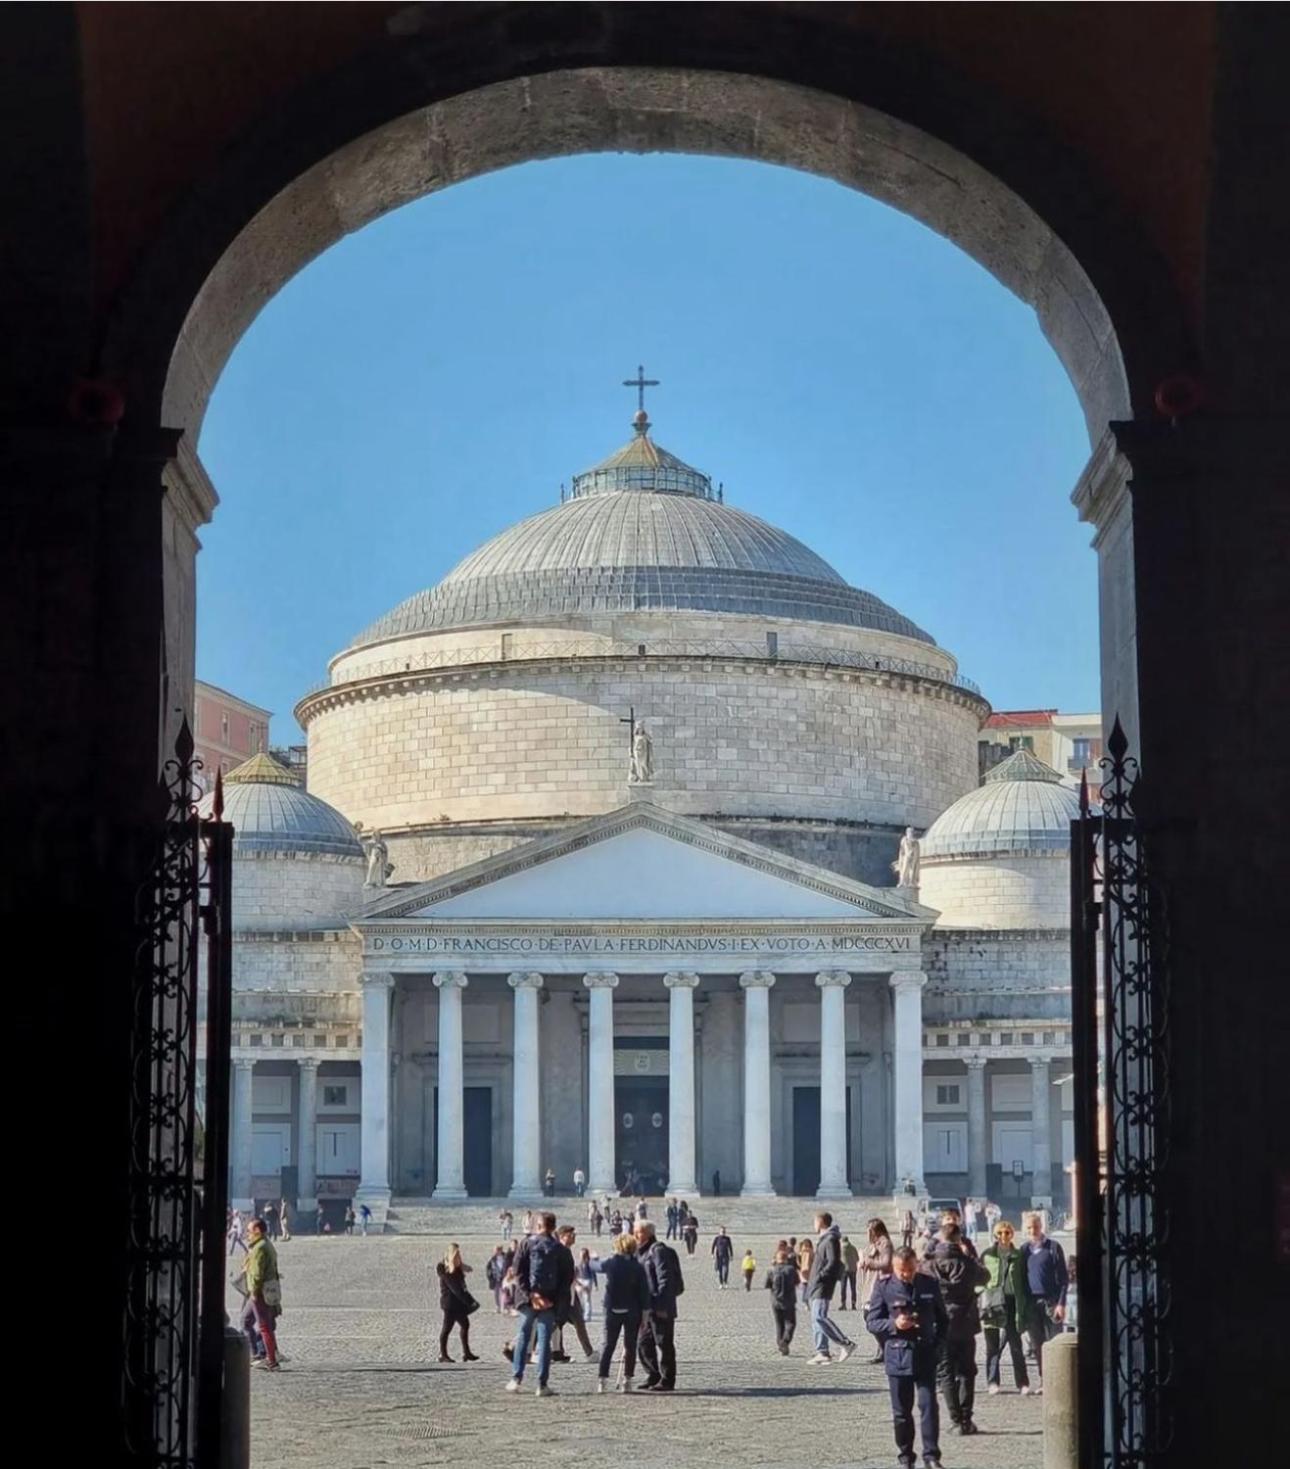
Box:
552 1225 597 1361
573 1166 586 1197
682 1213 699 1257
924 1217 989 1435
588 1198 603 1237
242 1217 283 1372
543 1168 556 1198
594 1234 651 1392
635 1197 648 1222
805 1212 857 1365
839 1235 860 1311
499 1208 513 1242
665 1198 679 1241
522 1208 535 1236
486 1244 508 1312
860 1218 895 1361
984 1200 1002 1236
609 1206 623 1237
901 1207 916 1251
635 1220 683 1391
358 1202 372 1236
505 1211 573 1398
711 1226 734 1288
712 1169 721 1196
262 1200 279 1241
868 1246 949 1469
741 1248 757 1291
979 1220 1033 1394
436 1244 481 1363
764 1246 800 1355
1019 1211 1068 1389
796 1237 815 1307
343 1203 355 1236
575 1247 598 1322
279 1199 291 1242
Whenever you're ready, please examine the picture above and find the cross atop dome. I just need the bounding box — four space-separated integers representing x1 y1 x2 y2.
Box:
622 364 659 422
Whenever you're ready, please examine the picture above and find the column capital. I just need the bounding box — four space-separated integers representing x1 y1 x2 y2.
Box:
964 1056 989 1071
664 971 700 989
814 970 852 989
889 971 927 993
362 971 396 991
298 1056 322 1074
1028 1053 1053 1070
432 971 468 990
507 971 544 990
582 972 619 990
739 970 776 989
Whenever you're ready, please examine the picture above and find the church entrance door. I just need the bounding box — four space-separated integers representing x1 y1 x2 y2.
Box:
792 1085 853 1195
463 1087 493 1196
615 1077 668 1196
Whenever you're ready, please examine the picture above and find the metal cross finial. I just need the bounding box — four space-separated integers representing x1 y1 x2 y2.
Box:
622 365 659 413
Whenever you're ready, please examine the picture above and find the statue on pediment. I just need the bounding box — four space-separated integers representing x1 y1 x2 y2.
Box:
361 828 393 888
892 826 921 890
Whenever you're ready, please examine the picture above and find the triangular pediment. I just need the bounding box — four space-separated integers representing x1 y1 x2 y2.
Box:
357 803 934 924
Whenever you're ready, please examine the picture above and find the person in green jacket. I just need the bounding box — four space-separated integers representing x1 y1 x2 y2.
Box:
978 1221 1032 1394
243 1217 283 1371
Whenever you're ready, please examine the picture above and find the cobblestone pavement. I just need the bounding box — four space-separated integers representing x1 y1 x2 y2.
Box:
239 1210 1048 1469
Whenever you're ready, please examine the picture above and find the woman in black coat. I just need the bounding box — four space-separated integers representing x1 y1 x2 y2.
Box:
436 1243 480 1363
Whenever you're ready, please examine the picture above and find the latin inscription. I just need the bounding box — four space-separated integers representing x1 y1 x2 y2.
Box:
366 932 913 956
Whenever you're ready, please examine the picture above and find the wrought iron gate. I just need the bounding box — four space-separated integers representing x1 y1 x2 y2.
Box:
1071 718 1173 1469
123 721 233 1467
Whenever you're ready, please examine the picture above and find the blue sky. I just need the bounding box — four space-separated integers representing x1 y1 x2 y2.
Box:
197 153 1095 740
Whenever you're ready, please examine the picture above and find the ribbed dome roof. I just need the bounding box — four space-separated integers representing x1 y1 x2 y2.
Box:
347 417 934 651
921 749 1081 859
199 753 363 859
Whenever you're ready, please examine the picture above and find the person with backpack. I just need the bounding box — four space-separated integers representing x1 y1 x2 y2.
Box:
595 1233 651 1393
924 1217 990 1435
505 1211 573 1398
764 1245 800 1355
634 1220 683 1391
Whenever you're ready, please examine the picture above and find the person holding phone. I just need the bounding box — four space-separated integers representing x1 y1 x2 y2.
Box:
867 1246 949 1469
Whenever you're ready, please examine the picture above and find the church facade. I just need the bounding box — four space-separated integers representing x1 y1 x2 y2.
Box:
209 403 1078 1222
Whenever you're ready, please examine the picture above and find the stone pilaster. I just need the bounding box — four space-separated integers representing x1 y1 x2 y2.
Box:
1030 1054 1052 1205
739 971 776 1197
815 971 853 1197
965 1057 988 1198
583 973 619 1195
432 972 469 1200
664 972 700 1197
890 973 927 1195
296 1057 320 1214
231 1057 255 1210
507 972 543 1198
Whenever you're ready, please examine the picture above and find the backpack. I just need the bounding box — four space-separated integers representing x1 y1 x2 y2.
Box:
527 1234 562 1301
671 1250 685 1297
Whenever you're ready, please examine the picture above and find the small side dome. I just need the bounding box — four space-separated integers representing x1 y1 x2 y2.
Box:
920 749 1081 861
200 752 363 860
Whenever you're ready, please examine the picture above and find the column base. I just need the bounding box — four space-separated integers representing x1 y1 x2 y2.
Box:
740 1185 777 1198
816 1182 853 1199
507 1183 542 1201
587 1180 618 1198
892 1180 928 1203
431 1186 469 1202
665 1185 701 1199
354 1185 392 1229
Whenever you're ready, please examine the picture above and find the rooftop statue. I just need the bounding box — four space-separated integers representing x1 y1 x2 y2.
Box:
629 720 655 784
892 826 921 889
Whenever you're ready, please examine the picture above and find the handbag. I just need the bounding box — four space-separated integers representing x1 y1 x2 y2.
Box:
461 1291 481 1316
261 1277 282 1309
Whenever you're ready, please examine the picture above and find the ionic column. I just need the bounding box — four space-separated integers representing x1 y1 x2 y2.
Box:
432 972 469 1200
584 973 619 1195
890 973 927 1194
508 972 543 1198
740 971 776 1197
965 1057 988 1197
297 1057 320 1215
231 1057 255 1209
664 972 700 1197
1030 1054 1052 1203
815 971 853 1197
357 973 395 1210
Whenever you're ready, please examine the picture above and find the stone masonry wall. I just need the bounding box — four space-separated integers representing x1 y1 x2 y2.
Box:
922 930 1070 1024
232 852 365 931
920 853 1070 929
305 657 980 838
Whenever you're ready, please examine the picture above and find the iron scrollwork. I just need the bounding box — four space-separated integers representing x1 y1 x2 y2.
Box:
123 720 233 1467
1071 716 1173 1469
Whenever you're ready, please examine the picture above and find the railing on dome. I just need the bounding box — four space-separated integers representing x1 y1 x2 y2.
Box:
1070 717 1173 1469
123 720 234 1469
570 464 713 498
300 639 984 702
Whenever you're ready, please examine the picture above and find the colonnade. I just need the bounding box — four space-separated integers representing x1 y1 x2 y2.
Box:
351 967 927 1201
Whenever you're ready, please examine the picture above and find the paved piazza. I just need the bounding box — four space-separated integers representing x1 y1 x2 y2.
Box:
239 1201 1051 1469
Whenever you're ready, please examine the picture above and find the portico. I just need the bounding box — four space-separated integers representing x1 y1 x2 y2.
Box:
352 802 935 1203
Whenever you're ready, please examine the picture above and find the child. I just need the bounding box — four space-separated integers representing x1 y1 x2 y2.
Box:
764 1247 800 1355
741 1249 758 1291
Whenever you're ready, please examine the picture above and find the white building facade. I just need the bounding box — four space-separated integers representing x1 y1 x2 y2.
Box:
212 409 1076 1222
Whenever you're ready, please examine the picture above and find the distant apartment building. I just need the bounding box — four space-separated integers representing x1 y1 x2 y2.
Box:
979 709 1103 796
193 679 271 791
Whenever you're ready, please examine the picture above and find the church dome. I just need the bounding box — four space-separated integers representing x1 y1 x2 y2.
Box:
347 414 934 650
920 749 1081 861
199 752 363 860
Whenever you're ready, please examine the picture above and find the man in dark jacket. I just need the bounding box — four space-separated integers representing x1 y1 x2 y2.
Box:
665 1198 679 1241
710 1226 734 1288
596 1234 652 1391
868 1246 949 1469
1020 1212 1068 1387
924 1221 989 1434
505 1212 574 1397
553 1225 596 1361
634 1221 683 1391
806 1212 858 1364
